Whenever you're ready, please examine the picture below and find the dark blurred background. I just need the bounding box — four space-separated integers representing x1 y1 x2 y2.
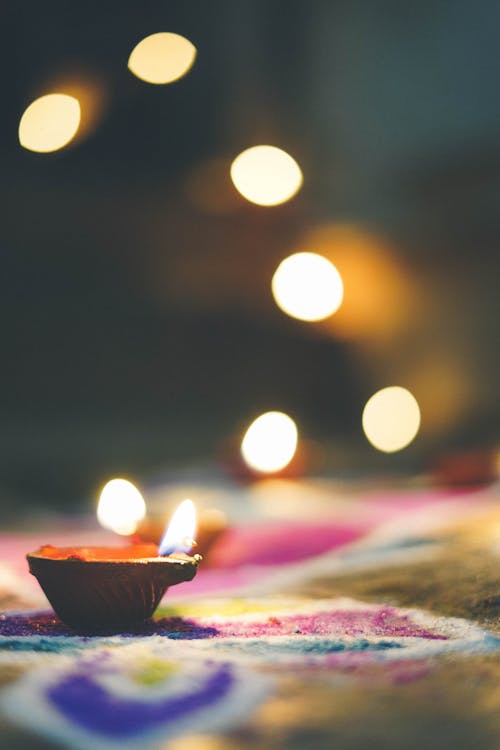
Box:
1 0 499 512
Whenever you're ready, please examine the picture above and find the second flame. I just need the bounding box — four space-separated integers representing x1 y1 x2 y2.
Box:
158 499 197 556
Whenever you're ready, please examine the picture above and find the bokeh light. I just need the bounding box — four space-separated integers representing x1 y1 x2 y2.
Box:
297 225 413 340
19 94 81 153
241 411 298 473
362 387 421 453
272 252 343 321
128 32 197 84
37 71 108 147
230 145 303 206
97 478 146 536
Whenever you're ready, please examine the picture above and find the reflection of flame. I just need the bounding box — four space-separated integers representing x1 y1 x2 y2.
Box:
97 479 146 536
159 499 197 556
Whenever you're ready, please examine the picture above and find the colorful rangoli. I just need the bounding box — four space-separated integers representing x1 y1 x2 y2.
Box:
1 481 500 749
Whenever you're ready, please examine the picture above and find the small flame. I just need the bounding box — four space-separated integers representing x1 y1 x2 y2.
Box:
158 499 197 556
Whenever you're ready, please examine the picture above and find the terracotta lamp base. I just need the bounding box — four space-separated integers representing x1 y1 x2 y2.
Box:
27 544 201 635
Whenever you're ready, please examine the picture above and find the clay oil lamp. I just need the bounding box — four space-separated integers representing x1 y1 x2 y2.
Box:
27 499 201 635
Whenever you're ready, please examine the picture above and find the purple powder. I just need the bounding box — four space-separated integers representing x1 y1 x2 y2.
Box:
193 607 447 640
0 606 446 644
47 663 234 737
0 613 74 638
0 612 218 641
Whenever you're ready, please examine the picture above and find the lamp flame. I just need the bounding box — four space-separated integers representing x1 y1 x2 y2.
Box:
158 499 197 556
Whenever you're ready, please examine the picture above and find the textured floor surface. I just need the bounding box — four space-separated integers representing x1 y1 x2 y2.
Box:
1 480 499 750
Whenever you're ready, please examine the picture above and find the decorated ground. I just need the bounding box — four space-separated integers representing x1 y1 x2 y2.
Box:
1 481 499 749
